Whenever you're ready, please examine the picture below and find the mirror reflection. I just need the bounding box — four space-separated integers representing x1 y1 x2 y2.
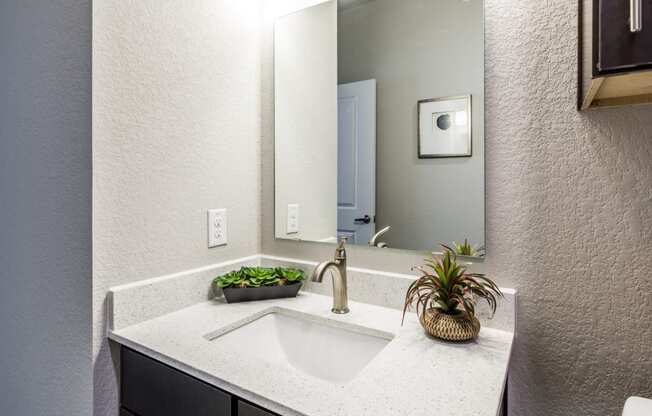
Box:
274 0 485 257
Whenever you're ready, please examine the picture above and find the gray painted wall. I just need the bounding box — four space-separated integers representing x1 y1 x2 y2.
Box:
263 1 652 415
338 0 485 251
0 1 92 415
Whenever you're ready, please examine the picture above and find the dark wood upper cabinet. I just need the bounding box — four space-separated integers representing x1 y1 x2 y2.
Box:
597 0 652 73
579 0 652 109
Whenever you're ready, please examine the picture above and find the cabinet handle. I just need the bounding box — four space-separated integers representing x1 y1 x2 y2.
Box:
630 0 643 33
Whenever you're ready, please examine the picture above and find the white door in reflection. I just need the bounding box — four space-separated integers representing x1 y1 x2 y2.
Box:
337 79 376 245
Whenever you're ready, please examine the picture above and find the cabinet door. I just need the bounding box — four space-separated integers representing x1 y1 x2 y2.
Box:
121 347 231 416
120 408 135 416
238 400 277 416
598 0 652 73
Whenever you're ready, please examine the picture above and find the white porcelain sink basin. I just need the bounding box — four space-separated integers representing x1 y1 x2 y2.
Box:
206 308 393 383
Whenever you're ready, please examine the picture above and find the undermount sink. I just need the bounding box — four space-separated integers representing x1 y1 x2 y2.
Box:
205 308 393 383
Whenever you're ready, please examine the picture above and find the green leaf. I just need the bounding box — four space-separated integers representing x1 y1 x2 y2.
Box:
401 246 503 324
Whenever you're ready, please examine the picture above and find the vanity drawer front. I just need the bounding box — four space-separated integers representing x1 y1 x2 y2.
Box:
238 400 278 416
120 408 135 416
121 347 231 416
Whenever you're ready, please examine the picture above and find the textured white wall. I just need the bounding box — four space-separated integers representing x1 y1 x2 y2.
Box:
338 0 485 251
263 1 652 415
275 0 338 242
0 1 92 415
92 1 262 414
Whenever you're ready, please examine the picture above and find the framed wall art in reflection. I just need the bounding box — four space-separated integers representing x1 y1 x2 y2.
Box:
417 95 472 158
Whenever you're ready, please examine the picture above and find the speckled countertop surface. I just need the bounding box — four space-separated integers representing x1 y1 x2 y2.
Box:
109 291 514 416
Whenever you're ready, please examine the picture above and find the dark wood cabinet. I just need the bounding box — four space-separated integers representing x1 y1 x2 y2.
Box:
597 0 652 73
120 346 279 416
120 345 507 416
238 400 277 416
121 347 231 416
579 0 652 109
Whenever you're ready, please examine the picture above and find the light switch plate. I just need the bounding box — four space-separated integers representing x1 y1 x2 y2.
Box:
287 204 299 234
208 209 227 247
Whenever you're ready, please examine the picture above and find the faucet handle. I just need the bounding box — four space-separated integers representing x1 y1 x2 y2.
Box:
335 236 347 259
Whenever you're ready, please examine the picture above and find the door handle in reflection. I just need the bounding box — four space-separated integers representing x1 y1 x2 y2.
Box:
354 215 371 224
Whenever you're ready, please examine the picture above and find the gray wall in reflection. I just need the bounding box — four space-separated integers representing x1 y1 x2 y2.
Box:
338 0 485 251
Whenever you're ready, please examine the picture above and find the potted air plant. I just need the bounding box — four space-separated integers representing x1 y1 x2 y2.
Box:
402 246 502 341
452 239 486 258
213 266 305 303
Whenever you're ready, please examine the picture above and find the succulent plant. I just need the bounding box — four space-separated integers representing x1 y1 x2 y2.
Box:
213 266 305 289
448 239 485 257
402 248 502 324
215 270 246 288
240 267 279 287
275 268 305 285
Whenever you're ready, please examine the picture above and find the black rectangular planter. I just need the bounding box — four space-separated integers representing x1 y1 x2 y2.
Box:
221 282 302 303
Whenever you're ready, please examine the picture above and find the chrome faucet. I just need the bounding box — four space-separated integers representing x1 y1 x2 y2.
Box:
311 237 349 314
369 225 391 248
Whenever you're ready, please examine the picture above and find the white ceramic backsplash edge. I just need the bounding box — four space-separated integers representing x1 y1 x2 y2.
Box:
108 253 516 333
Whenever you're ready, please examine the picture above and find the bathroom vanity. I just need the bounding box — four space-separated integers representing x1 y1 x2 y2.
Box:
107 2 514 415
108 256 516 416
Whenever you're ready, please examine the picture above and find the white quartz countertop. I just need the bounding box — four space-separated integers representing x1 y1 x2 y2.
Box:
109 291 514 416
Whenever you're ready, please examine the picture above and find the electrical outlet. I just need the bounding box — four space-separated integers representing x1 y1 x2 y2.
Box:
287 204 299 234
208 209 227 247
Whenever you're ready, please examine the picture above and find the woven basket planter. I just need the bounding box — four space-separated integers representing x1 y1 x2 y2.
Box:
419 308 480 342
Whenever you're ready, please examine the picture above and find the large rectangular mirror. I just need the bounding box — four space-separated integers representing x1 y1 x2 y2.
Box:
274 0 485 257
